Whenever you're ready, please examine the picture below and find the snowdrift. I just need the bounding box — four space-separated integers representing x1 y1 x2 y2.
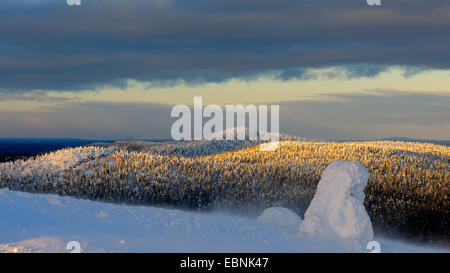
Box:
0 187 446 253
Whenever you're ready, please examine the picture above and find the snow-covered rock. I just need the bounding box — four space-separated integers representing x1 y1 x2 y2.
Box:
257 207 302 234
299 161 373 250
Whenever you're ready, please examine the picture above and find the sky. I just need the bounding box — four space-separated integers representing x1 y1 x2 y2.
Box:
0 0 449 140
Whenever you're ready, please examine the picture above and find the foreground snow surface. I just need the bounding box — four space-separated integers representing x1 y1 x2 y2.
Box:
0 189 446 253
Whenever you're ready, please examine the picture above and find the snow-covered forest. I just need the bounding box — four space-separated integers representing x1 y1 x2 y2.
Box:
0 137 449 245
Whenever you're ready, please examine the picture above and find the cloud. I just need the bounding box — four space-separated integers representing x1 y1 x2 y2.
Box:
0 0 449 91
280 90 450 140
0 89 448 140
0 102 173 139
275 65 390 81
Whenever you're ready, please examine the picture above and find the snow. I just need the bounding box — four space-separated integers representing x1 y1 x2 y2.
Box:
0 188 446 253
299 161 374 250
203 127 301 142
257 207 302 235
111 139 258 158
0 146 113 178
0 139 447 253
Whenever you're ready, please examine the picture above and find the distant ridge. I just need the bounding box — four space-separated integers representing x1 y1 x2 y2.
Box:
0 138 115 162
379 137 450 147
334 137 450 147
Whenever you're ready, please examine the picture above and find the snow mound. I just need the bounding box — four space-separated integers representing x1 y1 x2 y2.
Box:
257 207 302 234
299 161 373 250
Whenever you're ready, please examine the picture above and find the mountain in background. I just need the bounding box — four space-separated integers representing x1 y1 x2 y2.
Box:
379 137 450 147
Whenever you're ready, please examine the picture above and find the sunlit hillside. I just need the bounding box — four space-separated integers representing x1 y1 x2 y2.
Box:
0 139 448 243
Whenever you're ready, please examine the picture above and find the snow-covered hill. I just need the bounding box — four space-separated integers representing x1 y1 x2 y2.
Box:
0 146 113 179
0 132 449 250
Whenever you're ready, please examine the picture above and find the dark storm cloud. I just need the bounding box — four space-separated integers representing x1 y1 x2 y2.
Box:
0 0 449 91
